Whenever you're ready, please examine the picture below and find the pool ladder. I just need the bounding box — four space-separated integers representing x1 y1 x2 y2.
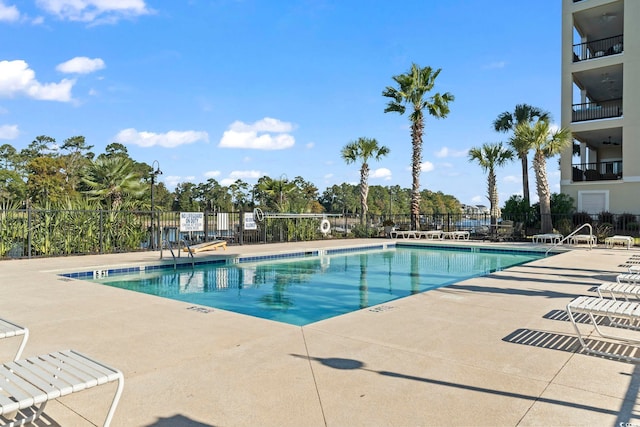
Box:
161 239 195 270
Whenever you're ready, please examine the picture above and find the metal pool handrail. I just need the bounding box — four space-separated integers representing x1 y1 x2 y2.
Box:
161 239 195 270
545 223 593 256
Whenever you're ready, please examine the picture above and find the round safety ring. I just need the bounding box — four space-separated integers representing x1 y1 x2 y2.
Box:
253 207 264 222
320 219 331 234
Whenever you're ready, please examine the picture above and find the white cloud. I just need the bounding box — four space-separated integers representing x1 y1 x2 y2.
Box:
435 146 468 158
420 161 434 172
229 170 262 179
0 124 18 139
203 170 221 178
36 0 152 23
504 175 520 183
324 173 333 179
306 142 314 149
162 175 180 190
220 170 263 186
114 128 209 148
0 1 20 21
56 57 105 74
370 168 392 180
483 61 506 70
471 195 484 203
219 117 296 150
0 60 75 102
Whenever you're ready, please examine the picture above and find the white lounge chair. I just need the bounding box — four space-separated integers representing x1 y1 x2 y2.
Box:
532 233 563 244
0 318 28 361
605 235 633 249
0 349 124 426
598 282 640 301
617 274 640 284
566 296 640 361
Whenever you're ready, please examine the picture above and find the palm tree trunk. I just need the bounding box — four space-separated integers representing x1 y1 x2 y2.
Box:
520 155 530 206
488 169 500 226
410 118 424 230
360 163 369 225
533 152 552 233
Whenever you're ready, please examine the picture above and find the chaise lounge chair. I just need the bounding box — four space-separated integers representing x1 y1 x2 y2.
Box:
0 349 124 427
566 296 640 362
184 239 227 253
598 281 640 301
0 318 28 361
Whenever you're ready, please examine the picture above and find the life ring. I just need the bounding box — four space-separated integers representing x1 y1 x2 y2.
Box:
320 219 331 234
253 207 264 222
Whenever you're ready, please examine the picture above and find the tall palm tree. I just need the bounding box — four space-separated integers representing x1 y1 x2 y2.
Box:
383 63 454 230
341 137 390 225
512 120 571 233
493 104 550 206
468 143 514 228
82 156 146 210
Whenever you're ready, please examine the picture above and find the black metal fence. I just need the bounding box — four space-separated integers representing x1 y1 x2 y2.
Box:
2 209 638 259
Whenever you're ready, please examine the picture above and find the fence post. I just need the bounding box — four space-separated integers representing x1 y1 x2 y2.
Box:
99 210 104 254
27 206 32 259
239 211 244 245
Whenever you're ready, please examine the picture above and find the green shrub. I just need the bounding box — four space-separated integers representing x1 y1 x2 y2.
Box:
595 223 613 243
555 218 573 237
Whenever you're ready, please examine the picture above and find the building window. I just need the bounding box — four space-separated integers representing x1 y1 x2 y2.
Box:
578 190 609 214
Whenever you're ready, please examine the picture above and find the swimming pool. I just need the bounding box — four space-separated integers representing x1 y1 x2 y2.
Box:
82 245 546 326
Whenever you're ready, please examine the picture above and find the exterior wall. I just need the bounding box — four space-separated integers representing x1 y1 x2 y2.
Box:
623 0 640 180
560 0 639 214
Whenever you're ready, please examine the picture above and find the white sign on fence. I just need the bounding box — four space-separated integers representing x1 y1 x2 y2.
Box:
244 212 257 230
180 212 204 232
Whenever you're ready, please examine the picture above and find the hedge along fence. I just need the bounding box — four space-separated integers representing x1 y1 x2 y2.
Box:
0 209 151 258
0 209 330 259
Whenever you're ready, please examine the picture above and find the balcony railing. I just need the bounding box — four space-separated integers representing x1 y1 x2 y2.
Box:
572 161 622 182
573 35 623 62
572 98 622 122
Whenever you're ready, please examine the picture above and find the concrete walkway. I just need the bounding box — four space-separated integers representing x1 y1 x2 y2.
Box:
1 239 639 426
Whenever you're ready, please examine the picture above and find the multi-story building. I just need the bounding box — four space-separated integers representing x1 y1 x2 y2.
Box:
560 0 639 214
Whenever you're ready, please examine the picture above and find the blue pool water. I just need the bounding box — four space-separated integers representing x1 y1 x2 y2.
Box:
87 246 544 326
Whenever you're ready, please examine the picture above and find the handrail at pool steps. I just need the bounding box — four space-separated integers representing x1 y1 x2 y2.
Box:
545 223 593 256
161 238 195 270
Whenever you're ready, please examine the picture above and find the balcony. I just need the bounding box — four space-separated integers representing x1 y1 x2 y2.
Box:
572 161 622 182
573 35 623 62
572 99 622 122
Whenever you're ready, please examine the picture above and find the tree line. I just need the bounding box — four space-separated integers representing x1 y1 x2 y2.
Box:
0 137 461 217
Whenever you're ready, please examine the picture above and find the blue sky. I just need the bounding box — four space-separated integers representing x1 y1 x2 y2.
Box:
0 0 562 206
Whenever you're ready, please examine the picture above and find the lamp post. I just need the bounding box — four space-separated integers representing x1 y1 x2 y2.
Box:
150 160 162 250
279 173 287 211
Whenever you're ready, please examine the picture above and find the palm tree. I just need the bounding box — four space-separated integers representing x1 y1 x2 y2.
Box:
341 137 390 225
468 143 514 229
82 156 146 210
493 104 549 206
512 120 571 234
255 176 296 212
383 63 454 230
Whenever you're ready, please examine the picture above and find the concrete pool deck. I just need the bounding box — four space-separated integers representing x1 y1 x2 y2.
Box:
1 238 639 426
